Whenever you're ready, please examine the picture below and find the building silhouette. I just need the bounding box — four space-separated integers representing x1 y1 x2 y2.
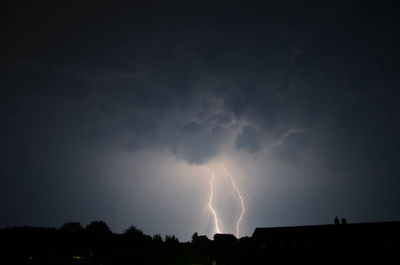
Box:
251 221 400 264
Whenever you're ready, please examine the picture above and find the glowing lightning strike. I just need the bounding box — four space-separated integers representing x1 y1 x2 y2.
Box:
204 166 221 234
223 167 245 238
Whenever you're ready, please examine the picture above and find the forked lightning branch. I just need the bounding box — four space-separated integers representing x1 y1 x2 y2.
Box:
203 166 245 238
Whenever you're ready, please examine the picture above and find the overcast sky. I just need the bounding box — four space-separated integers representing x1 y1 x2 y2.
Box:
1 0 400 241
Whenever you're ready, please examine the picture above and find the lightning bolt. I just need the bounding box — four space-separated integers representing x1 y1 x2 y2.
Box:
204 166 221 234
196 128 299 237
223 167 245 238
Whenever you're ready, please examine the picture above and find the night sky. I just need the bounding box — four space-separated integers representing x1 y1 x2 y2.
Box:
1 1 400 241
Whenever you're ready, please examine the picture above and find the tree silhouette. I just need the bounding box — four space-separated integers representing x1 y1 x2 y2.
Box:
85 221 112 235
59 222 85 258
152 233 163 244
191 232 211 246
124 225 145 238
165 235 179 244
59 222 84 233
191 232 199 243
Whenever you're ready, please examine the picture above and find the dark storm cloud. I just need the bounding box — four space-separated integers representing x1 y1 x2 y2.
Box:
1 0 400 236
182 121 204 134
208 113 233 126
271 131 309 164
235 126 260 153
0 2 394 147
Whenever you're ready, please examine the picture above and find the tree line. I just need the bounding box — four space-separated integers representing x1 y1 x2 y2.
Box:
0 221 249 265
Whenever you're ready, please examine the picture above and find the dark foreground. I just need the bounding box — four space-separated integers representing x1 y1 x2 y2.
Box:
1 221 399 265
